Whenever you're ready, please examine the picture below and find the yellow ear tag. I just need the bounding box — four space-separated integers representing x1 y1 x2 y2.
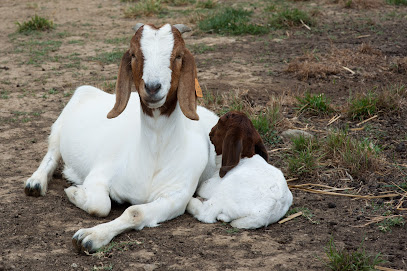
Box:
195 78 203 98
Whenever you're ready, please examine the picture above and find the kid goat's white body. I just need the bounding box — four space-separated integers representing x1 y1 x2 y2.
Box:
187 155 293 229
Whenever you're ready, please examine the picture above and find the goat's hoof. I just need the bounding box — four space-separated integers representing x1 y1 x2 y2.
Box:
72 231 94 254
72 235 93 254
72 228 109 254
24 182 42 197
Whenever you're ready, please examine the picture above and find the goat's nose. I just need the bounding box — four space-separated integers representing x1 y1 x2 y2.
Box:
145 83 161 95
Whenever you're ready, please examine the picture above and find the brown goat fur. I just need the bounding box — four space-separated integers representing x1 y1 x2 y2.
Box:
209 111 269 178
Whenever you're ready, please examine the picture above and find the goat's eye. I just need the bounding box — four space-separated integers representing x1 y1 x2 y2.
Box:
176 55 182 60
131 53 135 58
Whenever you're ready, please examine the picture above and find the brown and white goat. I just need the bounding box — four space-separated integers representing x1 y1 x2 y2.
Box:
24 24 218 253
187 111 292 229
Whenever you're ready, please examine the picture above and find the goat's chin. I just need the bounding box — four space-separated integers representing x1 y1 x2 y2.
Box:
144 98 166 109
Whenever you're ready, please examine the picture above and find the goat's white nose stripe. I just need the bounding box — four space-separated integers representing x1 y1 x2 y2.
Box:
140 24 174 98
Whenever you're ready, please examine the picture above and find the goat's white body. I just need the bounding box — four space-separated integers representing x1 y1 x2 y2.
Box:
187 155 293 229
26 85 218 250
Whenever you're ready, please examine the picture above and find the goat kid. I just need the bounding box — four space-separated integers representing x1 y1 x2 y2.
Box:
187 111 293 229
24 24 218 253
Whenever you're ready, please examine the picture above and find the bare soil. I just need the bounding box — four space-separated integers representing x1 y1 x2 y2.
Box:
1 0 407 270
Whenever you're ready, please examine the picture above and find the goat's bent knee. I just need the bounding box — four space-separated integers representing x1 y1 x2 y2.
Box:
65 186 111 217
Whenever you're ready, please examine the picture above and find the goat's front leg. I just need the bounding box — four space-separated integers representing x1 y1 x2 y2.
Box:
25 121 61 197
72 190 190 253
65 170 111 217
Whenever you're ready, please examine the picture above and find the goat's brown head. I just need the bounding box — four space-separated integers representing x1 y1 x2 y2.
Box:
107 23 199 120
209 111 269 178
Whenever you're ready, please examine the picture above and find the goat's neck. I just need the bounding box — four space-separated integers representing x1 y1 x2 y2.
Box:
139 102 186 154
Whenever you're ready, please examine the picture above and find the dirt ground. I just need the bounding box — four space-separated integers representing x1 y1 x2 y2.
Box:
1 0 407 270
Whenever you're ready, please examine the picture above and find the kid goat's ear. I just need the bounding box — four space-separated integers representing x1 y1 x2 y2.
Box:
107 50 133 119
220 129 242 178
255 139 269 162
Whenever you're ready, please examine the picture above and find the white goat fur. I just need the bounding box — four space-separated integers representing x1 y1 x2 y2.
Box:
187 155 293 229
25 24 219 252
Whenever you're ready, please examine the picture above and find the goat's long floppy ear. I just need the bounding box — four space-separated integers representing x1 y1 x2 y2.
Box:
220 130 243 178
107 50 133 119
178 49 199 120
255 139 269 162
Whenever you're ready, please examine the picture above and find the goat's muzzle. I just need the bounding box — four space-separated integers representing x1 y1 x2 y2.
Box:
145 83 161 96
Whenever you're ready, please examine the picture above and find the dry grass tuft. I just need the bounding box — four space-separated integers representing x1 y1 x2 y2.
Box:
286 62 339 80
358 43 382 55
391 57 407 74
286 44 390 80
334 0 383 9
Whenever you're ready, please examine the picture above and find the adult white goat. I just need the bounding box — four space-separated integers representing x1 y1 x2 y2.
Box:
24 23 218 253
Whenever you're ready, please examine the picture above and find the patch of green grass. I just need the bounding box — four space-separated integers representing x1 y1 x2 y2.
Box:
386 0 407 5
94 240 141 258
63 91 74 97
285 129 379 177
251 106 282 145
16 15 54 33
218 97 245 115
269 8 314 29
296 92 333 115
103 81 116 93
323 238 385 271
189 43 216 54
48 88 58 94
17 40 62 65
0 111 43 124
162 0 194 6
378 216 405 233
198 7 269 35
67 39 85 45
287 135 320 176
91 50 124 64
200 89 222 108
124 0 165 18
196 0 217 9
61 52 82 69
105 36 129 45
286 207 319 224
325 129 378 175
1 90 9 99
221 223 240 234
251 114 279 145
347 91 378 120
56 31 70 38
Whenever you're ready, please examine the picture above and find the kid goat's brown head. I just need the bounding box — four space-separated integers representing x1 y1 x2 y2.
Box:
209 111 269 178
107 23 199 120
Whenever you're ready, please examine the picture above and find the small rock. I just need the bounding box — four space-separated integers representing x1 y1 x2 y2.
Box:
281 129 314 140
327 202 336 208
395 142 406 152
71 263 78 268
143 264 157 271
